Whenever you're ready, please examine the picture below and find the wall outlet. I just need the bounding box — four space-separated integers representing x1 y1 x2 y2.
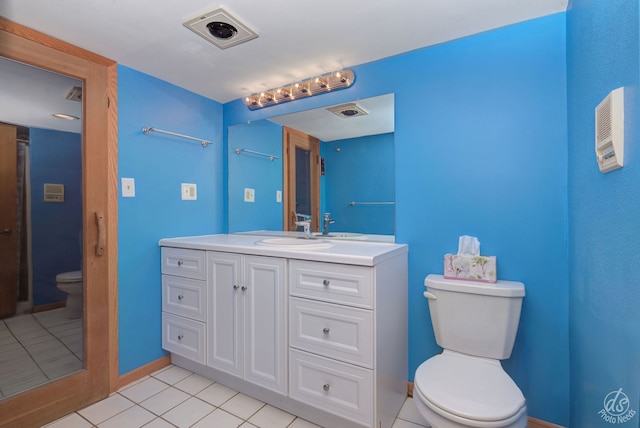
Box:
182 183 197 200
121 178 135 198
244 188 255 202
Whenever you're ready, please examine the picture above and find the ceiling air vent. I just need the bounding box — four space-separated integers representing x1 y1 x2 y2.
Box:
183 7 258 49
65 86 82 102
327 103 368 118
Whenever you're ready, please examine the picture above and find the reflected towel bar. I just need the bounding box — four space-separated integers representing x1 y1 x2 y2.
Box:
234 148 279 161
349 201 395 206
142 127 212 147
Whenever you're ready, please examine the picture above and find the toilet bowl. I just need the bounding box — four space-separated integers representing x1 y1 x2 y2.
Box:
414 351 527 428
56 270 83 319
414 275 527 428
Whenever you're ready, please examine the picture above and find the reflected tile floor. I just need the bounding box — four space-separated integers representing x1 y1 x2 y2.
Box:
44 364 431 428
0 308 83 398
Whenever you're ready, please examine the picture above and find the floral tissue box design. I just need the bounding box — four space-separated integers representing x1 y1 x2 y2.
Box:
444 254 497 283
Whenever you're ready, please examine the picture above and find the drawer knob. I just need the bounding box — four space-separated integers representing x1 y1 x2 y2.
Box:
241 285 248 291
177 334 184 341
323 383 331 392
177 260 184 266
323 327 330 335
233 284 239 290
323 279 330 287
178 294 184 301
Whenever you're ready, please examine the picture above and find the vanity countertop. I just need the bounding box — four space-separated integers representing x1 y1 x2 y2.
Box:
159 234 407 266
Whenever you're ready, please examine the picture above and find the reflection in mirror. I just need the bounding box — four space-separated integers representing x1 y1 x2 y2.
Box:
0 57 84 399
228 93 395 241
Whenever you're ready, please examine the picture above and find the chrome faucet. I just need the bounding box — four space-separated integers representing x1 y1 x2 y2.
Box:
295 213 313 239
322 213 335 236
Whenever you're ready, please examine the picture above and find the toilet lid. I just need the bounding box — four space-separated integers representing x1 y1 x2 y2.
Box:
415 351 525 422
56 270 82 283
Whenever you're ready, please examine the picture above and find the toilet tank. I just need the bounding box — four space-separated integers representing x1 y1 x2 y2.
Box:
424 274 525 360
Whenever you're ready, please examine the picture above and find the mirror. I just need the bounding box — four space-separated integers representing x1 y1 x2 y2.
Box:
0 56 84 399
228 93 395 241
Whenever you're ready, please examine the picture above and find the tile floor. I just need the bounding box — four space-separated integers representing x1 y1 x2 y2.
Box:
0 308 83 398
43 364 431 428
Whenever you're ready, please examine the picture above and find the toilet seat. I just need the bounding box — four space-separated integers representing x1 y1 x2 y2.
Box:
56 270 82 283
415 351 526 426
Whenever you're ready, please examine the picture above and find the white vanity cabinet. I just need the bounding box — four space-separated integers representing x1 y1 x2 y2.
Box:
288 258 406 428
206 251 287 395
161 248 207 364
160 234 407 428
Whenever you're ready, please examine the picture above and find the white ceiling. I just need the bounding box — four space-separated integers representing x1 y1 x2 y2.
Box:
0 56 83 133
1 0 568 104
268 93 394 142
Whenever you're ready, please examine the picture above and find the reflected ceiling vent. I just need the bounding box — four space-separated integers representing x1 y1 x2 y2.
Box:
183 7 258 49
327 103 368 118
65 86 82 102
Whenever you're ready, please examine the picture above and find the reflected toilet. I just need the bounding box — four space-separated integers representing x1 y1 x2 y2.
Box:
56 270 83 319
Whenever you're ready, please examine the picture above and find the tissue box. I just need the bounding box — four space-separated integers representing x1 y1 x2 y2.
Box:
444 254 497 283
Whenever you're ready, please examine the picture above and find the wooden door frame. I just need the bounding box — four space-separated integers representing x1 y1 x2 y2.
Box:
282 127 320 232
0 123 18 318
0 18 118 427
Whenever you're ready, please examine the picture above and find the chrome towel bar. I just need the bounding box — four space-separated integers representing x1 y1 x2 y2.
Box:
234 148 279 161
142 127 212 147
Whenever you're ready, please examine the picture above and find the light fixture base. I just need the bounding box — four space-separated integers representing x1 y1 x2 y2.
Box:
243 70 355 110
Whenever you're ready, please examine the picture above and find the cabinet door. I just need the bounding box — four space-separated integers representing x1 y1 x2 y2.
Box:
243 255 287 394
207 252 243 377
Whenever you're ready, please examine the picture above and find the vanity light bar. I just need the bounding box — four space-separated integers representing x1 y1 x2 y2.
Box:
243 69 355 110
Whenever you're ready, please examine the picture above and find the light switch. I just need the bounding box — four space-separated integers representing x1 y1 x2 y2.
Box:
182 183 197 200
276 190 282 203
244 188 255 203
121 178 135 198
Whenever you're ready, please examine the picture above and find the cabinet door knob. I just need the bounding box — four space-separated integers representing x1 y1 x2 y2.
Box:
177 294 184 301
177 260 184 266
323 383 330 392
323 279 330 287
177 334 184 341
233 284 239 290
323 327 330 335
241 285 248 291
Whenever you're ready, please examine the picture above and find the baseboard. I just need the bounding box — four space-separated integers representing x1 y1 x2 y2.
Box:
527 418 565 428
118 355 171 390
31 301 66 313
406 381 564 428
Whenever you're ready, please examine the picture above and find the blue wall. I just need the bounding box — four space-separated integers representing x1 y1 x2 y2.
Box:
117 65 224 374
567 1 640 426
320 133 394 235
224 14 569 424
30 127 82 306
228 120 283 232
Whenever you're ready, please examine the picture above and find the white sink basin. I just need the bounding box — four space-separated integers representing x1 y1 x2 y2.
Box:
255 237 334 249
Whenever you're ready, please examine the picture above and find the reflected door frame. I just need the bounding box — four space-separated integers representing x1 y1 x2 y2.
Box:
0 18 118 427
283 127 320 232
0 123 18 318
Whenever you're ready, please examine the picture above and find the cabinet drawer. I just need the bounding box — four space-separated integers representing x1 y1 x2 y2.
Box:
162 313 205 364
289 349 373 427
162 275 206 321
161 247 205 280
290 297 373 368
290 260 373 308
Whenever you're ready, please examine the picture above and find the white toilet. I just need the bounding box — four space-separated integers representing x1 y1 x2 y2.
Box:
56 270 83 319
413 274 527 428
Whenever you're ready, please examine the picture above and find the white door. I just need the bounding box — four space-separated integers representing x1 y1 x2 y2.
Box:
207 252 243 377
243 256 287 394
